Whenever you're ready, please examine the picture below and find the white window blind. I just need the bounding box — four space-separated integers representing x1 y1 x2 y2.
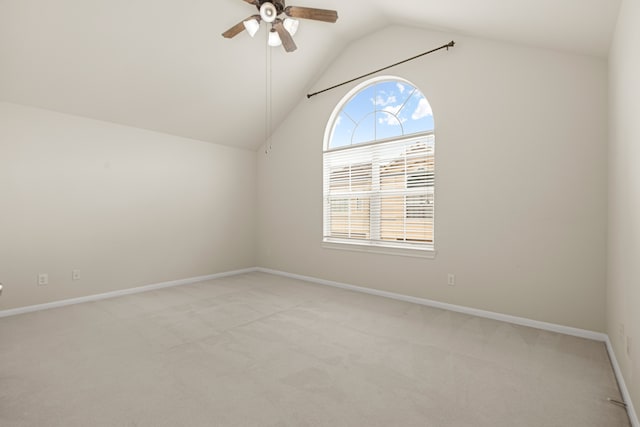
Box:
323 134 435 251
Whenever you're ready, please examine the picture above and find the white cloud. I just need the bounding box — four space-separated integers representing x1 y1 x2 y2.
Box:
411 98 433 120
372 94 397 107
335 115 342 126
396 82 406 94
378 105 407 126
383 105 401 115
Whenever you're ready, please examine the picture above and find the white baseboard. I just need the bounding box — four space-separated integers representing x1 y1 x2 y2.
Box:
256 267 606 341
258 267 639 424
606 336 639 427
0 267 258 318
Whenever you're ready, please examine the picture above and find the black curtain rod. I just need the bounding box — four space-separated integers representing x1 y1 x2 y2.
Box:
306 40 455 99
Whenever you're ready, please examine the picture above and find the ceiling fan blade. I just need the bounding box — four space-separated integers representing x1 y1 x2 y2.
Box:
222 15 261 39
284 6 338 23
241 0 258 5
222 17 253 38
273 21 297 52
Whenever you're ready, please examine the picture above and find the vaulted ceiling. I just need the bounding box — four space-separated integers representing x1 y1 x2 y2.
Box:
0 0 621 150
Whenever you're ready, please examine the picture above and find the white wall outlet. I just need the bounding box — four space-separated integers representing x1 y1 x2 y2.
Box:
37 273 49 286
72 269 81 281
447 273 455 286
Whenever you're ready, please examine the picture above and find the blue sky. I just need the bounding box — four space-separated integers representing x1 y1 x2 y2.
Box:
330 80 434 149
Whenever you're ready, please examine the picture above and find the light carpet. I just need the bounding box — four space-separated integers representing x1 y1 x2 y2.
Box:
0 272 630 426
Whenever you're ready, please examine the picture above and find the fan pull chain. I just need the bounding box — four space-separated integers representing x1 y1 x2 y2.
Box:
265 28 273 155
269 44 273 154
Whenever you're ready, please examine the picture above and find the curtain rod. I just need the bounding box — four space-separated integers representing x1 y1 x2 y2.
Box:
306 40 455 99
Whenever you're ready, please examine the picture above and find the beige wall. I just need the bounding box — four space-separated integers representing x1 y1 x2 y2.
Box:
0 102 256 310
257 26 608 332
608 0 640 415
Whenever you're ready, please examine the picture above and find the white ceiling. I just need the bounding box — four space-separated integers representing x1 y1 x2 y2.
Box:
0 0 621 150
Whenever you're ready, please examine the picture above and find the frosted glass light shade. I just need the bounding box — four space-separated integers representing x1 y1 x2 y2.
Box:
243 18 260 37
283 18 299 36
268 29 282 47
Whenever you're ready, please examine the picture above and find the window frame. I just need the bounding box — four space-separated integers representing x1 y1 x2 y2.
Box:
322 77 436 258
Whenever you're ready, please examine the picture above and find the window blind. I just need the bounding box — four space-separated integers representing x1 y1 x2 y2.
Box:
323 134 435 251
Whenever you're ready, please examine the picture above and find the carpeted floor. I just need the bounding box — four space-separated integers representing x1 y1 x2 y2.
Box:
0 272 631 426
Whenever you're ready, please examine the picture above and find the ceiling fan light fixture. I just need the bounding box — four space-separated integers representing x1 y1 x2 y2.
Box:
268 28 282 47
283 18 299 36
222 0 338 53
260 2 278 23
243 17 260 37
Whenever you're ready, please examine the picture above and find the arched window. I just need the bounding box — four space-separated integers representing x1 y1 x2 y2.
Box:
323 77 435 253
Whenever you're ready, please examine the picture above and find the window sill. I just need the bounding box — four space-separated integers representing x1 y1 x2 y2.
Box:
322 240 436 259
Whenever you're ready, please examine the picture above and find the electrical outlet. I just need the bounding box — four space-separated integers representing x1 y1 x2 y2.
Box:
37 273 49 286
447 274 455 286
72 269 81 281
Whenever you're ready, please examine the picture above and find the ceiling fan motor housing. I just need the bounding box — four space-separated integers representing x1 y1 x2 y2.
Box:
258 0 285 15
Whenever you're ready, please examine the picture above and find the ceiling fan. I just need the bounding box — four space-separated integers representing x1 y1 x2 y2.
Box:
222 0 338 53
